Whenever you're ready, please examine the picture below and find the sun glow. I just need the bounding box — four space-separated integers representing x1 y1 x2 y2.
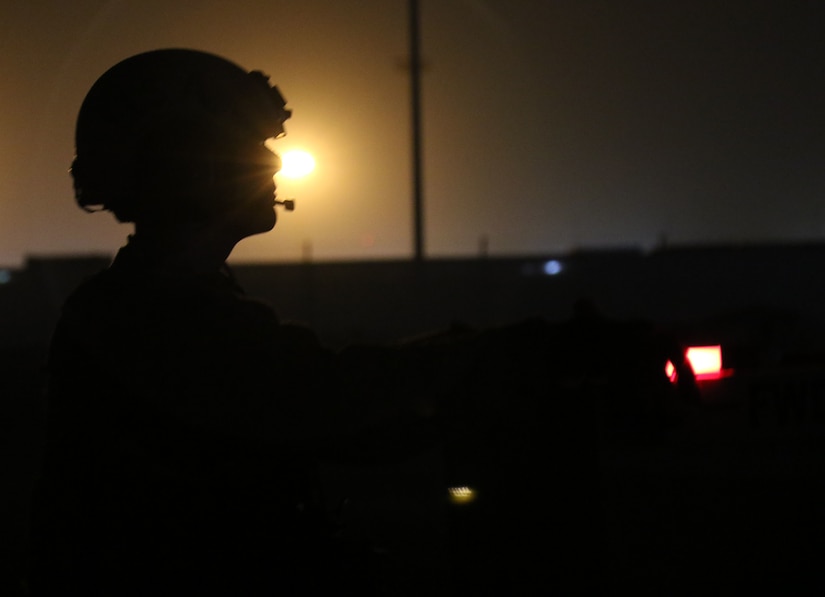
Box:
279 150 316 178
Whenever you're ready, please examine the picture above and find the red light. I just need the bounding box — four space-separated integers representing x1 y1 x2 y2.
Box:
665 360 677 382
687 346 722 379
666 345 732 382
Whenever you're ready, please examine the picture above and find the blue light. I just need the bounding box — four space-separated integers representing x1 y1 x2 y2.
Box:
0 270 10 284
543 260 562 275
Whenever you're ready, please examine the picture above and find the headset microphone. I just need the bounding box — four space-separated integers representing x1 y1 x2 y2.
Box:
275 198 295 211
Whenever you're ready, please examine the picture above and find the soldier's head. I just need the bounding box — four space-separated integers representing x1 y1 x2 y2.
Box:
71 49 291 237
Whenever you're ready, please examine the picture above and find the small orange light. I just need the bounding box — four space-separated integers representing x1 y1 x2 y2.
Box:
448 486 476 505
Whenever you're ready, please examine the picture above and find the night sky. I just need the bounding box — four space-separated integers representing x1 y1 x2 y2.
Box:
1 0 823 266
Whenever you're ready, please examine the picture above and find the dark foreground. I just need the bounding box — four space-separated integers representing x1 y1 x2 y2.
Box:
317 388 825 596
4 382 825 595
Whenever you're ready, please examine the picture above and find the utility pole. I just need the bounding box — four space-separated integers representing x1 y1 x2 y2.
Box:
409 0 425 261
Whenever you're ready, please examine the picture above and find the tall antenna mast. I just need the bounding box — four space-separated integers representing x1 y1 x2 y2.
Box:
409 0 425 261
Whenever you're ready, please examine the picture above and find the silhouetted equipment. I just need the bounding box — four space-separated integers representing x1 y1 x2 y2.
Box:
276 198 296 211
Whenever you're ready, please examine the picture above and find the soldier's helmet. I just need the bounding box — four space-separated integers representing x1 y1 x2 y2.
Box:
71 49 291 224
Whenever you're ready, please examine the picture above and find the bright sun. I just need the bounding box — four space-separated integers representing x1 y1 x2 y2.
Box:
279 150 316 178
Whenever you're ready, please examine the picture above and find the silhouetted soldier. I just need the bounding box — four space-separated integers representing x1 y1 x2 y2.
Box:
29 49 432 596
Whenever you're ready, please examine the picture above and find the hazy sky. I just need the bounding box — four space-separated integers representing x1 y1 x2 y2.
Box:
2 1 824 265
